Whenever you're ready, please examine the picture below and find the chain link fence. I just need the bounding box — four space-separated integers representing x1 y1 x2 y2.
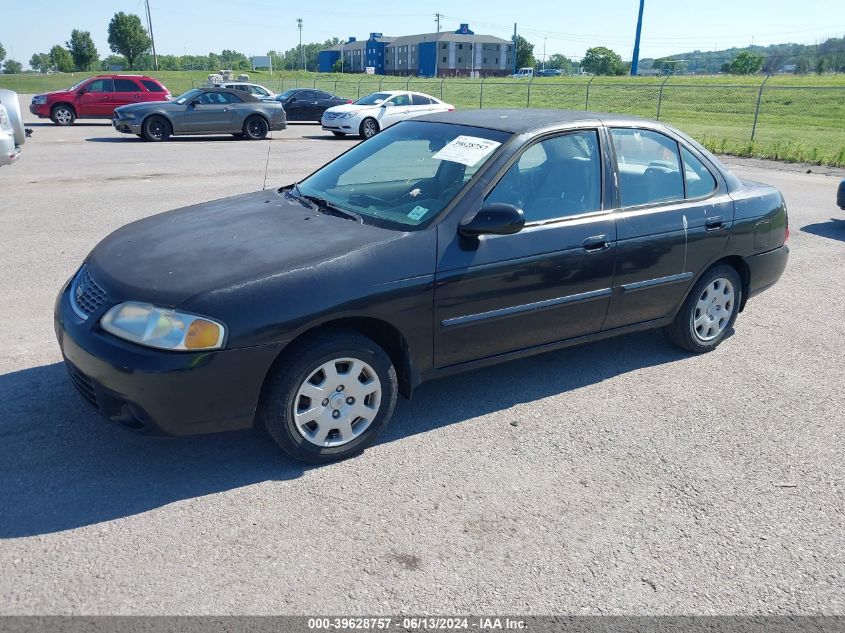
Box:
275 75 845 166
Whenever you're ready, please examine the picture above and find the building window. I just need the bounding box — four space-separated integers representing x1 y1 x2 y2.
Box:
441 43 447 49
483 58 487 63
442 56 447 63
458 44 463 49
458 57 462 63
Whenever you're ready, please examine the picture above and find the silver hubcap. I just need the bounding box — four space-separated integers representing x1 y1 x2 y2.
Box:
56 109 71 124
363 121 376 137
692 277 735 342
293 357 382 447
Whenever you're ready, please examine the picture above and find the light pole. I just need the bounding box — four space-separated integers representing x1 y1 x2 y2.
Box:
298 18 305 70
631 0 645 76
340 38 344 74
543 37 547 70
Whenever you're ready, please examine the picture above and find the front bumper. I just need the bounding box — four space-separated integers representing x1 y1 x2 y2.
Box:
112 118 141 134
54 278 282 436
29 103 49 118
0 132 21 166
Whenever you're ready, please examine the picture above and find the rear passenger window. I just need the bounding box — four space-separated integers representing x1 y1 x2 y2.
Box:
113 79 140 92
611 128 684 207
486 131 602 223
412 94 431 105
681 146 717 199
141 80 165 92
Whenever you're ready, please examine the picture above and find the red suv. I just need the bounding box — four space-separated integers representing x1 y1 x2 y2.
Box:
29 75 171 126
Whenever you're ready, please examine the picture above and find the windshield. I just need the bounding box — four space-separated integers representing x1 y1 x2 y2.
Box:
295 121 511 229
276 89 297 100
67 78 89 91
173 89 203 104
354 92 391 106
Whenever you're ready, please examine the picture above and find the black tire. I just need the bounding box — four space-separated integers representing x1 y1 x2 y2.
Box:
142 115 171 142
359 117 379 139
331 131 346 137
50 104 76 126
258 330 398 463
243 115 269 140
665 264 743 353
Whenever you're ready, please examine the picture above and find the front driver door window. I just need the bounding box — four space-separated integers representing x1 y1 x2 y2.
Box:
433 129 616 367
79 78 114 116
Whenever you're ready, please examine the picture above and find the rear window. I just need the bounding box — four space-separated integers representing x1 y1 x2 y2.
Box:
141 80 166 92
114 78 141 92
412 94 432 105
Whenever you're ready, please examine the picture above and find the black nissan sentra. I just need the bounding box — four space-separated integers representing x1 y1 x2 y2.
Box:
55 110 789 462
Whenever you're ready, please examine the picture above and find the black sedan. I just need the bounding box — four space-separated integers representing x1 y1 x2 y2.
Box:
55 110 789 462
269 88 351 122
838 179 845 210
112 88 286 141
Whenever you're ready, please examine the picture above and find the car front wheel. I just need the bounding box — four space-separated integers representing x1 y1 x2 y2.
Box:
51 105 76 126
360 117 379 139
259 330 398 463
666 264 742 353
142 115 171 142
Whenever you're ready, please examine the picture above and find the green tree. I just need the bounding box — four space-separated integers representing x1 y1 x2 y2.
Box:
30 53 51 72
107 12 151 70
652 57 687 74
100 54 127 70
332 58 343 73
3 59 22 74
545 53 575 74
0 42 6 64
66 29 99 71
514 35 535 69
727 51 764 74
581 46 625 75
50 45 75 72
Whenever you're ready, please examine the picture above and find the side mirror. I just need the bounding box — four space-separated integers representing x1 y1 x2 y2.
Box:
380 102 392 108
288 97 296 103
458 203 525 238
190 99 201 107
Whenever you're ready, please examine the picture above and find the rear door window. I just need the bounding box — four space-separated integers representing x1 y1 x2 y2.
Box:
610 128 684 207
412 94 432 105
680 146 718 199
113 78 141 92
141 80 165 92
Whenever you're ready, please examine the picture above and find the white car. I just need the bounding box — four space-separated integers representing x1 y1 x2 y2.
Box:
0 89 26 167
321 91 454 139
219 82 274 99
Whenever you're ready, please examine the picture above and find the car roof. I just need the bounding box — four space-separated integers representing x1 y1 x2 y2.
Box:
417 108 648 133
223 82 267 87
95 74 157 80
199 87 261 102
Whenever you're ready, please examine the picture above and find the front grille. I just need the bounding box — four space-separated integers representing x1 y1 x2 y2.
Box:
65 361 98 408
322 111 342 121
70 265 107 320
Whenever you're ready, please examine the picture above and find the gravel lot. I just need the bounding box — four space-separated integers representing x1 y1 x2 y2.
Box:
1 96 843 615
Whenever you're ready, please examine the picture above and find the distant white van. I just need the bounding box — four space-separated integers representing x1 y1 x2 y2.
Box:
511 67 534 79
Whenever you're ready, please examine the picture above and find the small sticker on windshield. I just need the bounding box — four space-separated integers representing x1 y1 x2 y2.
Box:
407 206 428 221
433 136 501 166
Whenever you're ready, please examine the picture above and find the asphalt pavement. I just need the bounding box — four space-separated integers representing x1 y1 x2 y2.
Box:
0 96 843 615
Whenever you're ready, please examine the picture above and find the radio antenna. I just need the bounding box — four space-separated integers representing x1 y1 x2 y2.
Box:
262 132 272 190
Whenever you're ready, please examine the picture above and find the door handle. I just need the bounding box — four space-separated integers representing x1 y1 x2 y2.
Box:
583 235 611 252
705 216 725 231
223 107 230 112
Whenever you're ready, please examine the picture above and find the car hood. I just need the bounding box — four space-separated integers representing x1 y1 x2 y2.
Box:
324 103 376 115
38 89 74 99
115 101 182 113
85 189 410 307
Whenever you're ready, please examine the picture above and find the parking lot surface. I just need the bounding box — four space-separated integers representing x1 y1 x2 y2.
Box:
1 96 843 614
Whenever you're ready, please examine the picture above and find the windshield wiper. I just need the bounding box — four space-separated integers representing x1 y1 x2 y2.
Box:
289 184 363 223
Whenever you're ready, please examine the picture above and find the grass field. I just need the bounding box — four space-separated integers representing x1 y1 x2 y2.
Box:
3 70 844 166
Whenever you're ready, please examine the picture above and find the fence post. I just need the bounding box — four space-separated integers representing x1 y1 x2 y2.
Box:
527 77 533 107
440 78 445 100
479 78 484 109
406 77 411 90
585 75 595 110
656 75 670 120
751 74 771 141
357 76 364 98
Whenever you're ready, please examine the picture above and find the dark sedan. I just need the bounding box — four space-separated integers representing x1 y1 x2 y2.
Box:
269 88 351 122
56 110 789 463
112 88 286 141
838 179 845 210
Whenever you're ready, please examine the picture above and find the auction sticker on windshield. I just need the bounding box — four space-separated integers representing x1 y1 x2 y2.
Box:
433 136 501 166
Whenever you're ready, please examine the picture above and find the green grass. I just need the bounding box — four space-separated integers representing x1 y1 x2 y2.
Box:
3 70 844 166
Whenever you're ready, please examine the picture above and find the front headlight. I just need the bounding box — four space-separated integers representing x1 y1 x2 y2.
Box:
32 96 47 105
336 112 355 119
120 111 136 119
101 302 225 351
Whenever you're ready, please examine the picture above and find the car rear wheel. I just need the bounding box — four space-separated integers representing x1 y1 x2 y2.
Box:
258 330 398 463
243 115 269 140
360 117 379 139
331 131 346 137
142 115 171 142
666 264 742 353
51 104 75 126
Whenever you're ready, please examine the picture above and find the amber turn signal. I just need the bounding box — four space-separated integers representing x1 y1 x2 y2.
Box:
185 319 222 349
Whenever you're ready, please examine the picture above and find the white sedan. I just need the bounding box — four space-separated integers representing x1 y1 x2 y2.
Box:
321 90 454 139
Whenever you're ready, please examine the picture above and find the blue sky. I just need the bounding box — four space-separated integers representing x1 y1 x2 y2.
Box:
2 0 844 68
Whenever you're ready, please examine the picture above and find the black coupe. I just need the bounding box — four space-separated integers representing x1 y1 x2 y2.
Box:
269 88 352 122
56 110 789 462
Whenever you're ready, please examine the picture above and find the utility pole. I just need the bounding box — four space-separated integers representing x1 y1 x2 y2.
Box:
631 0 645 76
435 13 442 33
144 0 158 71
297 18 304 70
512 23 518 75
543 37 547 70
